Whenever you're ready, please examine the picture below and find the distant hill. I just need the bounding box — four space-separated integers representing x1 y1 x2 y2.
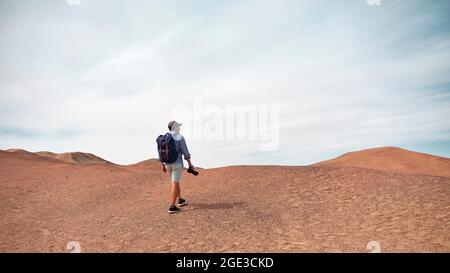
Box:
132 158 161 166
5 148 36 156
35 151 58 157
53 152 111 164
4 149 112 164
314 146 450 177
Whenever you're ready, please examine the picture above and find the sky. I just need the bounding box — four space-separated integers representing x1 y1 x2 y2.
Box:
1 0 449 168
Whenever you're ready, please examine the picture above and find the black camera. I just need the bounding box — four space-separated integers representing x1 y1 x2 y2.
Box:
187 167 199 176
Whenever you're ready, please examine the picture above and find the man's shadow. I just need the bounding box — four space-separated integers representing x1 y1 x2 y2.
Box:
190 201 246 211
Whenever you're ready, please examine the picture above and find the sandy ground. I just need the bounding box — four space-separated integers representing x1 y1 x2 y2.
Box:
0 147 449 252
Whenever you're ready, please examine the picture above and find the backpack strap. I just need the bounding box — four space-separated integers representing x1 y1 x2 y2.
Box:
165 143 169 160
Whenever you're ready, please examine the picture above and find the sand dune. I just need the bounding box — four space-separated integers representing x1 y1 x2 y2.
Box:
35 151 58 158
4 149 112 165
131 158 162 167
3 149 60 163
53 152 111 164
315 146 450 177
5 148 36 156
0 147 448 252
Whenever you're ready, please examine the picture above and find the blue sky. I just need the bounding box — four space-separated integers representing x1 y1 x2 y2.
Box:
0 0 449 168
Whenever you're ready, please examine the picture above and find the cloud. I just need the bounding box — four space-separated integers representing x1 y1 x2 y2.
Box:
0 0 449 167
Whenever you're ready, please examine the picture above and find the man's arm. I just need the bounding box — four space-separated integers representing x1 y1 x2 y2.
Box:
179 137 194 168
185 158 194 169
157 153 166 172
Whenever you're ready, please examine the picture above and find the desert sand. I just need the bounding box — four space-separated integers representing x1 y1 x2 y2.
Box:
0 147 449 252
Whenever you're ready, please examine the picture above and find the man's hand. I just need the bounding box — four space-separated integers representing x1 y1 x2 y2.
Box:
162 164 166 173
186 158 194 169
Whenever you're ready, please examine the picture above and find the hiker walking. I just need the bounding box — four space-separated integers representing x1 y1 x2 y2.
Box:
156 121 197 214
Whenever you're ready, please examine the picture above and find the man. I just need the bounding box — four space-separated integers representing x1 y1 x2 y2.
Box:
161 121 195 214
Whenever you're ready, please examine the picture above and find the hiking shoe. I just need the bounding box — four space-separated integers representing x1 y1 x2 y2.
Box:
168 205 181 214
178 198 188 207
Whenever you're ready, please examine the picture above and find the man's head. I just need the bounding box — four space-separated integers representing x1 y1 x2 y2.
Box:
168 121 182 133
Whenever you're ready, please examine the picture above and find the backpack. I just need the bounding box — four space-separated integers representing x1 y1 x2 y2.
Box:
156 133 179 163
